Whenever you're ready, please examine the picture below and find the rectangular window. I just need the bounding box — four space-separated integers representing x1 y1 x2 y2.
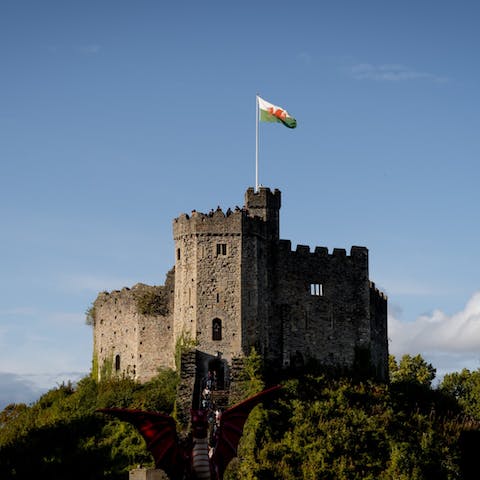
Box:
177 248 181 260
310 283 323 296
216 243 227 255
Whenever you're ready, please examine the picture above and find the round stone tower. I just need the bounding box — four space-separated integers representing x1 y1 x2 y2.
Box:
172 207 244 364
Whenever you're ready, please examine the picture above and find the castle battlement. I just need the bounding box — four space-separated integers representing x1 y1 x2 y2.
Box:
173 188 282 240
370 281 388 301
173 208 244 238
245 186 281 209
277 240 369 265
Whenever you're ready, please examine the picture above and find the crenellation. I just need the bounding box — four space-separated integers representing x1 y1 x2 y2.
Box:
295 244 311 254
370 281 388 301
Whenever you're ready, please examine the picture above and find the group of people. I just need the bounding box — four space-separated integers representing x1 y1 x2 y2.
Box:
200 371 222 444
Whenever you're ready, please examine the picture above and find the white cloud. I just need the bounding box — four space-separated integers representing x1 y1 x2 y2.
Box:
0 373 42 408
46 312 85 326
78 44 101 55
58 273 136 293
381 279 445 297
389 291 480 375
0 305 92 376
0 307 37 316
21 371 86 390
351 63 448 83
297 52 312 65
0 371 87 409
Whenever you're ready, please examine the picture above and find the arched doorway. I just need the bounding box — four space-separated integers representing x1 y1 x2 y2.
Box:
208 356 225 390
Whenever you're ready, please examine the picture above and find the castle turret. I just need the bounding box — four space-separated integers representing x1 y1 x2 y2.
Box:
172 208 244 366
245 187 281 240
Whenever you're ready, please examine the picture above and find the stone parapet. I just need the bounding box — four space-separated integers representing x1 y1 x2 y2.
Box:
129 468 168 480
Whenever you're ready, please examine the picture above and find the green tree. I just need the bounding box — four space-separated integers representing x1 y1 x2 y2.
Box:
441 368 480 420
390 354 436 387
0 369 179 480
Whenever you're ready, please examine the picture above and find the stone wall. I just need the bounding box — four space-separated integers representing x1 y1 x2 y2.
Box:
129 468 168 480
93 281 174 381
273 242 372 372
176 349 197 427
173 208 244 363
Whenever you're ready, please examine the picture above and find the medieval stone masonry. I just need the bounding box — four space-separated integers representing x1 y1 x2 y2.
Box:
93 187 388 392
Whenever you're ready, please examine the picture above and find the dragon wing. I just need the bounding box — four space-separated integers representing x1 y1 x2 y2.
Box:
97 408 187 479
211 385 281 479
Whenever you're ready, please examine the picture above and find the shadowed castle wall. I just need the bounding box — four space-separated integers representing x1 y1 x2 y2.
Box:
271 243 371 369
369 282 388 379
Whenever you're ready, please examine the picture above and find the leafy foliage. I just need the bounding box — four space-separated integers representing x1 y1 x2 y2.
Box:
135 286 169 316
85 304 96 326
174 330 198 372
390 354 436 387
0 370 178 480
1 355 479 479
229 374 464 480
230 347 265 403
441 368 480 421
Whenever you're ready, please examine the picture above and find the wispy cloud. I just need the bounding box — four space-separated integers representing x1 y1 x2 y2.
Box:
0 371 87 409
0 307 37 316
381 279 446 297
46 312 85 326
0 372 41 408
389 291 480 375
351 63 448 83
77 44 101 55
45 45 59 54
57 273 136 293
297 52 312 65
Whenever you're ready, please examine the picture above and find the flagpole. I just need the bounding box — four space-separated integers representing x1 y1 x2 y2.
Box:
255 94 259 192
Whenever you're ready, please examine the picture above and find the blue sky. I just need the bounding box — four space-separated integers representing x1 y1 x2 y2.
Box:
1 1 480 407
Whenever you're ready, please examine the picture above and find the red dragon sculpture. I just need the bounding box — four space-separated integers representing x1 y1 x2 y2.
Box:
98 385 281 480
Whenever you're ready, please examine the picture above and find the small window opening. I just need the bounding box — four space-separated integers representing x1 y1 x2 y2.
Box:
216 243 227 255
115 354 121 371
212 318 222 341
310 283 323 296
216 293 220 303
177 248 181 260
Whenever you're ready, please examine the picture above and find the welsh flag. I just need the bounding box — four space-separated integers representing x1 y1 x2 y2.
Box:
258 96 297 129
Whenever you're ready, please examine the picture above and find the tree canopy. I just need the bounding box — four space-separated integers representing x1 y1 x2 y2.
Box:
1 354 479 479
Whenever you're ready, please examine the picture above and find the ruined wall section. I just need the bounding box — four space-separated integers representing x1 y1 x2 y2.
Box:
173 209 243 363
274 242 371 370
93 280 174 382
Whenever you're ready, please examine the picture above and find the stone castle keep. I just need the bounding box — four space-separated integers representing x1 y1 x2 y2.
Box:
93 187 388 391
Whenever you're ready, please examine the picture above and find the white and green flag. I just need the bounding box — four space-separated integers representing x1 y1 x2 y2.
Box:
258 96 297 129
